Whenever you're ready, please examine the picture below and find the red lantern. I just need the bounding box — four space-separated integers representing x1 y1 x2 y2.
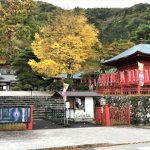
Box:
144 69 149 83
120 71 125 83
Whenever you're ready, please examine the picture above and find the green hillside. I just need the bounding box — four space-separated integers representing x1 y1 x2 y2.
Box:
85 3 150 43
1 0 150 90
33 2 150 44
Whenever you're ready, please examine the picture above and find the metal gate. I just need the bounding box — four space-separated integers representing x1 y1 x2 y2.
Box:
45 108 65 125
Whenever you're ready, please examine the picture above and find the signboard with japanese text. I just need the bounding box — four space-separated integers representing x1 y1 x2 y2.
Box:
0 107 30 123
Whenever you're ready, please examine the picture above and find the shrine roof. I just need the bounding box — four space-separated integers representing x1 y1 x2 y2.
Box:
56 73 81 79
104 44 150 64
0 74 17 83
55 91 100 97
0 91 53 96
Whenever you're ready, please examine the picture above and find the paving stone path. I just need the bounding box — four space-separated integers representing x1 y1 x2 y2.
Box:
0 126 150 150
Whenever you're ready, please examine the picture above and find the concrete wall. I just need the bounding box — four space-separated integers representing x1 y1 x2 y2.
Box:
85 97 94 118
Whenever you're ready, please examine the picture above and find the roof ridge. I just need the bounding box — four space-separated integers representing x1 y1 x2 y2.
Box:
104 44 150 64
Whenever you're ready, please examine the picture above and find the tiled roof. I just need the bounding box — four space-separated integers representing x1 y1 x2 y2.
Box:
57 91 100 97
0 74 17 82
104 44 150 64
0 91 53 96
56 73 81 79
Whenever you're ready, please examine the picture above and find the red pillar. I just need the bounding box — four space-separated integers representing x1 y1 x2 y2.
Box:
108 87 110 95
114 89 117 95
95 107 102 124
120 84 123 95
103 104 111 126
127 107 131 125
27 105 33 130
137 85 141 95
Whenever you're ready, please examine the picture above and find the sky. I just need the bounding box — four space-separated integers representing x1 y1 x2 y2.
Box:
39 0 150 9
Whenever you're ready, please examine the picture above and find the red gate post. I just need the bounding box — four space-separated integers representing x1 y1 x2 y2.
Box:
27 105 33 130
103 104 111 126
127 106 131 125
95 107 102 124
137 85 141 95
120 84 123 95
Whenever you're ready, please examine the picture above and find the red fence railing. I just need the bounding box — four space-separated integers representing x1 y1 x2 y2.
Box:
109 106 130 125
98 69 150 86
96 85 150 95
95 105 130 126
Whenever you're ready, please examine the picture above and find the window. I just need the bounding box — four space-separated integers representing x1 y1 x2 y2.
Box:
69 100 74 109
75 97 85 109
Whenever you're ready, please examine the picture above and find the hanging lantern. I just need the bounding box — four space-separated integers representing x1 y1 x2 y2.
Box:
120 71 125 83
99 98 106 106
127 70 132 82
135 69 139 82
89 79 92 86
131 70 135 82
94 79 97 86
144 69 149 83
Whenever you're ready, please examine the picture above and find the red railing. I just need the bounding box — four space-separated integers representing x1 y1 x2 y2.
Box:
98 69 150 86
109 106 130 125
96 69 150 95
95 105 130 126
96 85 150 95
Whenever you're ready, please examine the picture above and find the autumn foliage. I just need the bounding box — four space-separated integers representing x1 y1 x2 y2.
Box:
29 13 101 77
0 0 35 64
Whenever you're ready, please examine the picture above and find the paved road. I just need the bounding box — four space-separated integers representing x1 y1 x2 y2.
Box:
94 142 150 150
0 126 150 150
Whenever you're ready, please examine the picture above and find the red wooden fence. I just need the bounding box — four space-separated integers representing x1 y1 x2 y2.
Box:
95 105 130 126
95 107 103 124
109 106 130 125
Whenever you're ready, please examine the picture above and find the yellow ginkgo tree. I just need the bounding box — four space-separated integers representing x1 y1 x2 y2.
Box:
28 12 101 78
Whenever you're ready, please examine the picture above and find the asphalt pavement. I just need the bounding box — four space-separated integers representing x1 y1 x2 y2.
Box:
0 125 150 150
93 142 150 150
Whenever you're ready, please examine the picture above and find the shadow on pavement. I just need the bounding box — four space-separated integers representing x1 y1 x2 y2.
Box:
33 120 101 130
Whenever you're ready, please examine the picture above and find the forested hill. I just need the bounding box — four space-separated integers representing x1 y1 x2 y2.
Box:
37 2 150 44
1 0 149 65
85 3 150 43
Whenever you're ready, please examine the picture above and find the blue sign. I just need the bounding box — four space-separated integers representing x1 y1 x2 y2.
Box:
0 107 30 123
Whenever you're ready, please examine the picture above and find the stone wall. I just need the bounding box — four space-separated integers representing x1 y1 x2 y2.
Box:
0 96 64 120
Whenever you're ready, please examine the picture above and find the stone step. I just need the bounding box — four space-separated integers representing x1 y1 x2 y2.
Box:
33 113 45 115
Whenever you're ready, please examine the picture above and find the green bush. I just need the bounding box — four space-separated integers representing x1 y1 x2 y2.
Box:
76 83 89 91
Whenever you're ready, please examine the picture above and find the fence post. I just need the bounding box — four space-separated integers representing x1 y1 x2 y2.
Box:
95 107 102 124
103 104 111 126
128 107 131 125
27 105 33 130
120 84 123 95
137 85 141 95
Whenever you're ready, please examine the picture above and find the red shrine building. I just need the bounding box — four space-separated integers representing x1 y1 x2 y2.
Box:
97 44 150 95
